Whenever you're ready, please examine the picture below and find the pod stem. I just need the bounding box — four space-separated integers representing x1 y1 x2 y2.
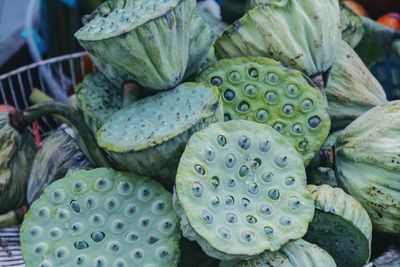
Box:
0 206 27 228
9 102 111 168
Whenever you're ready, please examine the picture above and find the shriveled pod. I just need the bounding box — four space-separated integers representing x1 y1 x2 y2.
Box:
174 120 314 260
75 0 196 91
304 185 372 267
339 3 365 48
21 168 181 267
196 57 331 165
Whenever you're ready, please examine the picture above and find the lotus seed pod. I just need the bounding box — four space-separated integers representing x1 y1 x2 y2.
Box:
197 10 228 37
27 128 93 205
215 0 341 80
96 82 223 189
76 72 123 133
0 113 36 214
174 120 314 260
333 101 400 234
326 40 387 130
21 168 181 267
339 3 365 48
75 0 196 91
184 11 215 80
220 239 337 267
196 57 331 166
305 185 372 267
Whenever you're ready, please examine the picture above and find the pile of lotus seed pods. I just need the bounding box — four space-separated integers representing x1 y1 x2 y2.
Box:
1 0 400 267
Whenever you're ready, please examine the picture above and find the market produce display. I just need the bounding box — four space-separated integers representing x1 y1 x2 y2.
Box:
1 0 400 266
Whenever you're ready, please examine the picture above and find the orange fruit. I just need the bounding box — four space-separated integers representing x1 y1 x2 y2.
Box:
342 1 369 17
377 13 400 30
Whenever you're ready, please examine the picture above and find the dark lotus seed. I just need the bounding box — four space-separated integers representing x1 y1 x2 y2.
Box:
139 187 151 200
211 176 220 187
282 104 294 115
259 139 271 152
241 231 255 242
147 236 159 245
308 116 321 128
241 198 251 208
55 247 68 259
52 190 65 203
256 109 269 122
50 228 61 239
74 240 89 250
302 99 313 110
227 178 235 188
111 220 126 233
210 76 223 86
248 183 259 194
201 210 213 224
225 153 236 168
229 71 241 82
105 197 118 211
285 177 295 185
244 85 257 96
238 135 251 150
239 165 249 177
288 197 301 210
224 89 235 101
191 182 204 197
204 147 215 161
71 223 83 233
274 155 289 168
34 243 47 255
70 200 80 213
225 213 238 223
273 122 285 133
264 226 274 236
56 209 70 221
267 72 279 84
246 215 257 224
298 140 308 150
225 196 234 206
268 189 280 200
287 84 299 96
224 114 231 121
260 205 273 215
217 135 227 146
238 101 250 112
265 91 277 103
248 68 259 78
194 164 206 175
38 207 50 220
210 196 220 208
279 216 293 226
252 158 261 169
292 124 303 134
30 226 42 237
218 228 232 239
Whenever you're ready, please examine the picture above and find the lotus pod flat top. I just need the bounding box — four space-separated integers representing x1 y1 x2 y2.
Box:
97 82 220 153
305 184 372 267
76 72 122 132
20 168 181 267
220 239 337 267
196 57 331 165
215 0 341 76
75 0 180 41
175 120 314 259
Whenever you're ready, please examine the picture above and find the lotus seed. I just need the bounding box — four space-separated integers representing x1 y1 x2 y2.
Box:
217 135 227 146
105 197 119 211
262 172 273 183
265 91 278 103
211 176 220 187
117 181 132 195
238 135 251 150
260 205 273 215
51 189 65 203
204 147 215 161
246 215 257 224
218 228 232 239
125 232 139 243
34 243 48 255
124 204 137 217
225 213 238 223
90 213 105 226
55 247 69 260
147 236 159 245
111 219 126 233
71 222 84 234
227 178 235 188
131 249 144 260
241 198 251 208
298 140 308 150
279 216 293 226
75 255 88 265
238 101 250 112
85 196 98 209
191 182 204 197
202 210 214 224
91 231 105 242
152 200 166 214
273 122 285 133
224 153 236 168
224 114 231 121
210 76 223 86
96 178 111 191
225 196 235 206
56 209 70 221
229 71 241 83
113 259 127 267
30 226 43 238
267 72 279 84
156 247 170 260
37 207 50 220
70 200 80 213
248 68 259 78
302 99 313 110
259 139 271 152
308 116 321 128
264 226 274 236
74 240 89 250
210 196 220 208
194 164 206 175
49 228 62 240
287 84 299 96
244 85 257 96
241 231 255 242
248 183 259 194
139 217 150 228
268 189 280 200
94 256 107 267
285 177 296 185
256 109 269 122
251 158 262 169
138 187 152 201
282 104 295 116
288 197 301 210
223 89 235 101
292 124 303 134
239 165 250 177
275 155 289 168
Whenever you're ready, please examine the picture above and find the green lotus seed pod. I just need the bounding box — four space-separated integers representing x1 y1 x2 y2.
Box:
27 128 93 205
96 82 223 188
0 113 36 214
332 101 400 234
174 120 314 260
339 3 365 48
215 0 341 80
220 239 337 267
21 168 181 267
196 57 331 165
76 72 123 133
326 40 387 130
304 185 372 267
75 0 196 91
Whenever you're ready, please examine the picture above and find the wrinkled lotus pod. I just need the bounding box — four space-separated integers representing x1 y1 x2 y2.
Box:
96 82 223 189
197 10 228 37
0 113 36 214
330 101 400 234
304 185 372 267
75 0 196 91
27 128 93 205
76 72 122 133
184 11 215 80
326 41 387 130
220 239 337 267
339 3 365 48
21 168 181 267
174 120 314 260
196 57 331 165
215 0 341 84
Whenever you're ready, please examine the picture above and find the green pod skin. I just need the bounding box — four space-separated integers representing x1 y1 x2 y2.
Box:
96 82 223 189
304 185 372 267
215 0 341 87
326 40 388 130
75 0 196 91
339 3 365 48
27 128 93 205
220 239 337 267
0 113 36 214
